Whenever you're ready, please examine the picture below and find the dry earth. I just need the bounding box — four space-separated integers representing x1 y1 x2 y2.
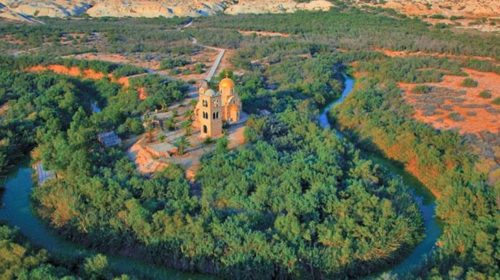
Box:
0 0 332 21
27 64 131 86
354 0 500 32
355 0 499 18
399 68 499 135
379 49 498 64
2 0 498 23
69 53 161 70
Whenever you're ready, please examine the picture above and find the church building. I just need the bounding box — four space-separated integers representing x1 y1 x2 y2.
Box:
195 76 242 138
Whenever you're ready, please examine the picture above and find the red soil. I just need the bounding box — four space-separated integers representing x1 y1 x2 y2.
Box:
27 64 130 87
400 68 499 135
379 49 498 63
137 87 148 100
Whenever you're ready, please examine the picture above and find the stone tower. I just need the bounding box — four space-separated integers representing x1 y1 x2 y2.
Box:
198 89 222 138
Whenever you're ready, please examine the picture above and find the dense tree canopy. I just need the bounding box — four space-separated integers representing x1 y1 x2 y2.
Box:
0 5 498 280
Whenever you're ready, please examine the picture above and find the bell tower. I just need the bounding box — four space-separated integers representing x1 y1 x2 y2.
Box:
198 89 222 138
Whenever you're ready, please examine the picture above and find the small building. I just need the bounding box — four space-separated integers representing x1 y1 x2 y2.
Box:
194 76 242 138
98 131 122 147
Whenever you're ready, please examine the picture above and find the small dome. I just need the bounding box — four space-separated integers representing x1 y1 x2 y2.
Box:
203 89 219 97
219 77 235 89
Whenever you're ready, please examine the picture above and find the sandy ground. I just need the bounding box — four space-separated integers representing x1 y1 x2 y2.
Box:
400 68 499 135
378 49 498 63
422 18 499 32
216 49 237 76
175 48 218 81
127 93 247 180
70 53 161 70
128 123 246 180
27 64 130 87
238 30 290 37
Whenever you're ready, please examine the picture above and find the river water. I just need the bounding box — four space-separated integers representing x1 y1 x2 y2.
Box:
318 75 441 276
0 75 440 279
0 162 212 280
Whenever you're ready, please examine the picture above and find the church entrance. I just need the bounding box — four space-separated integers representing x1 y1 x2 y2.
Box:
228 104 239 123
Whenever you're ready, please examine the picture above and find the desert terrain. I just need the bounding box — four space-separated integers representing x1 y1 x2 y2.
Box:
2 0 498 33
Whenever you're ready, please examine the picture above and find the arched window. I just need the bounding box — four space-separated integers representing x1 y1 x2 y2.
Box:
203 125 207 133
202 100 208 107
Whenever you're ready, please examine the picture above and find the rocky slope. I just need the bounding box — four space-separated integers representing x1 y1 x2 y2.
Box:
0 0 332 20
355 0 500 18
0 0 498 22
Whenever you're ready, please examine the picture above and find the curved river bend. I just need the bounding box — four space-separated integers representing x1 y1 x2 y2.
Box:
0 75 440 279
319 75 441 276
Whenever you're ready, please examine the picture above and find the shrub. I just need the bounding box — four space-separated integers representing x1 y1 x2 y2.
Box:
448 112 464 121
461 78 478 87
478 90 492 99
492 97 500 105
412 85 432 94
435 23 449 29
160 57 189 70
430 14 447 19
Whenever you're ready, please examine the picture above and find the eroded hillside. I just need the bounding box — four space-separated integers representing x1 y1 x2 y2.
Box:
0 0 332 21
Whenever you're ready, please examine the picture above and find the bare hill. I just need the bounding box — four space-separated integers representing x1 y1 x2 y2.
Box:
0 0 498 23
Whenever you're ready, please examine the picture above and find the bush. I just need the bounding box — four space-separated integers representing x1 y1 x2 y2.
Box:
448 112 465 121
435 23 449 29
461 78 478 87
430 14 447 19
478 90 491 99
412 85 432 94
492 97 500 105
160 57 189 70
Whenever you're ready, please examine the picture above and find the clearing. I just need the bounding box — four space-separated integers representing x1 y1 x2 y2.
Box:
399 68 499 135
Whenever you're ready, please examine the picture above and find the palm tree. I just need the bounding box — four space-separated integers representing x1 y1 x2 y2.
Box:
175 136 190 155
182 120 193 136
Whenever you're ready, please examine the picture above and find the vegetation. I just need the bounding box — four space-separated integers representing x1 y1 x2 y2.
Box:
0 225 121 279
492 97 500 105
461 78 478 87
0 5 498 279
160 56 190 70
0 55 187 175
478 90 492 99
333 58 497 278
412 85 433 94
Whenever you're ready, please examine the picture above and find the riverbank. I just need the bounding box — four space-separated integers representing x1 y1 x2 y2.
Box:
0 162 213 280
0 73 440 279
319 74 442 276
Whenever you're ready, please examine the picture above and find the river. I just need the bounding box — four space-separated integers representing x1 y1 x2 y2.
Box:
318 75 442 276
0 74 440 279
0 161 212 280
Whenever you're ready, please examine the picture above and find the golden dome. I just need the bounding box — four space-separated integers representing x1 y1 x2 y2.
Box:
219 77 235 89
